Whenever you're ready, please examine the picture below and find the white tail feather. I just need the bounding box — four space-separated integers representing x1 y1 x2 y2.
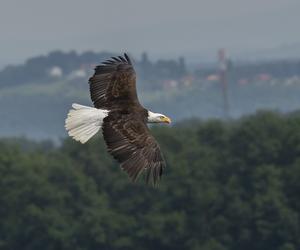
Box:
65 103 108 144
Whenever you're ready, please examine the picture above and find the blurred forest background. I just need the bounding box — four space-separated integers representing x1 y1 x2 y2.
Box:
0 111 300 250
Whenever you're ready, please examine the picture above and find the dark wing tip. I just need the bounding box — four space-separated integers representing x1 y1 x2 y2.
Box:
99 53 132 66
118 56 126 62
124 53 132 65
120 158 165 187
145 161 165 187
111 56 122 62
93 53 133 75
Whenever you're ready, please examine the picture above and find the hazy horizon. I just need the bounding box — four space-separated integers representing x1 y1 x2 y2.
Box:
1 0 299 67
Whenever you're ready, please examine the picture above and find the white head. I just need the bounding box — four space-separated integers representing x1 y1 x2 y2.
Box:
147 111 171 124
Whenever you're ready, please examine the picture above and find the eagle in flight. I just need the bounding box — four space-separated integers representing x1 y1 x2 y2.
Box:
65 53 171 185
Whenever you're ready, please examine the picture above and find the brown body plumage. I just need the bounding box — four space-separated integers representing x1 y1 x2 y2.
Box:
66 53 170 185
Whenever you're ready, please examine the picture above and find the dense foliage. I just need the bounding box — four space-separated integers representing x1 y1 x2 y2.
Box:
0 111 299 250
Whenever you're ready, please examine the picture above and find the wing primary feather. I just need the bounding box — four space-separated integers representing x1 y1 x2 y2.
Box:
153 164 159 183
105 60 115 64
102 61 113 65
146 164 156 185
118 56 126 62
112 56 121 62
145 167 151 184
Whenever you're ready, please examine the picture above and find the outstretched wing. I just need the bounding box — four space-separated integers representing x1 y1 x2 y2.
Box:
102 112 165 185
89 53 140 109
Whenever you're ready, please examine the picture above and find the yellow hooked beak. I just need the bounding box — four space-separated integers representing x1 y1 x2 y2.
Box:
161 116 172 124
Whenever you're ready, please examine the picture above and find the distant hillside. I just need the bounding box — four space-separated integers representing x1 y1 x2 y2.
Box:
0 51 187 91
240 42 300 61
0 50 300 139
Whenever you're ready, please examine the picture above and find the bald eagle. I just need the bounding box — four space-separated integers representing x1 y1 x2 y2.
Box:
65 53 171 185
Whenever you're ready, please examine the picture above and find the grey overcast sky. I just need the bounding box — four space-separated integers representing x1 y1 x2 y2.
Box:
0 0 299 66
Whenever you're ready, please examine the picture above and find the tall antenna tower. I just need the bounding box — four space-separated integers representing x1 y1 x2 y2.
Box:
218 49 230 119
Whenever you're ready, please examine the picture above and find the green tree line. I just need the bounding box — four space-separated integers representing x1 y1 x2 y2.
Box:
0 111 299 250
